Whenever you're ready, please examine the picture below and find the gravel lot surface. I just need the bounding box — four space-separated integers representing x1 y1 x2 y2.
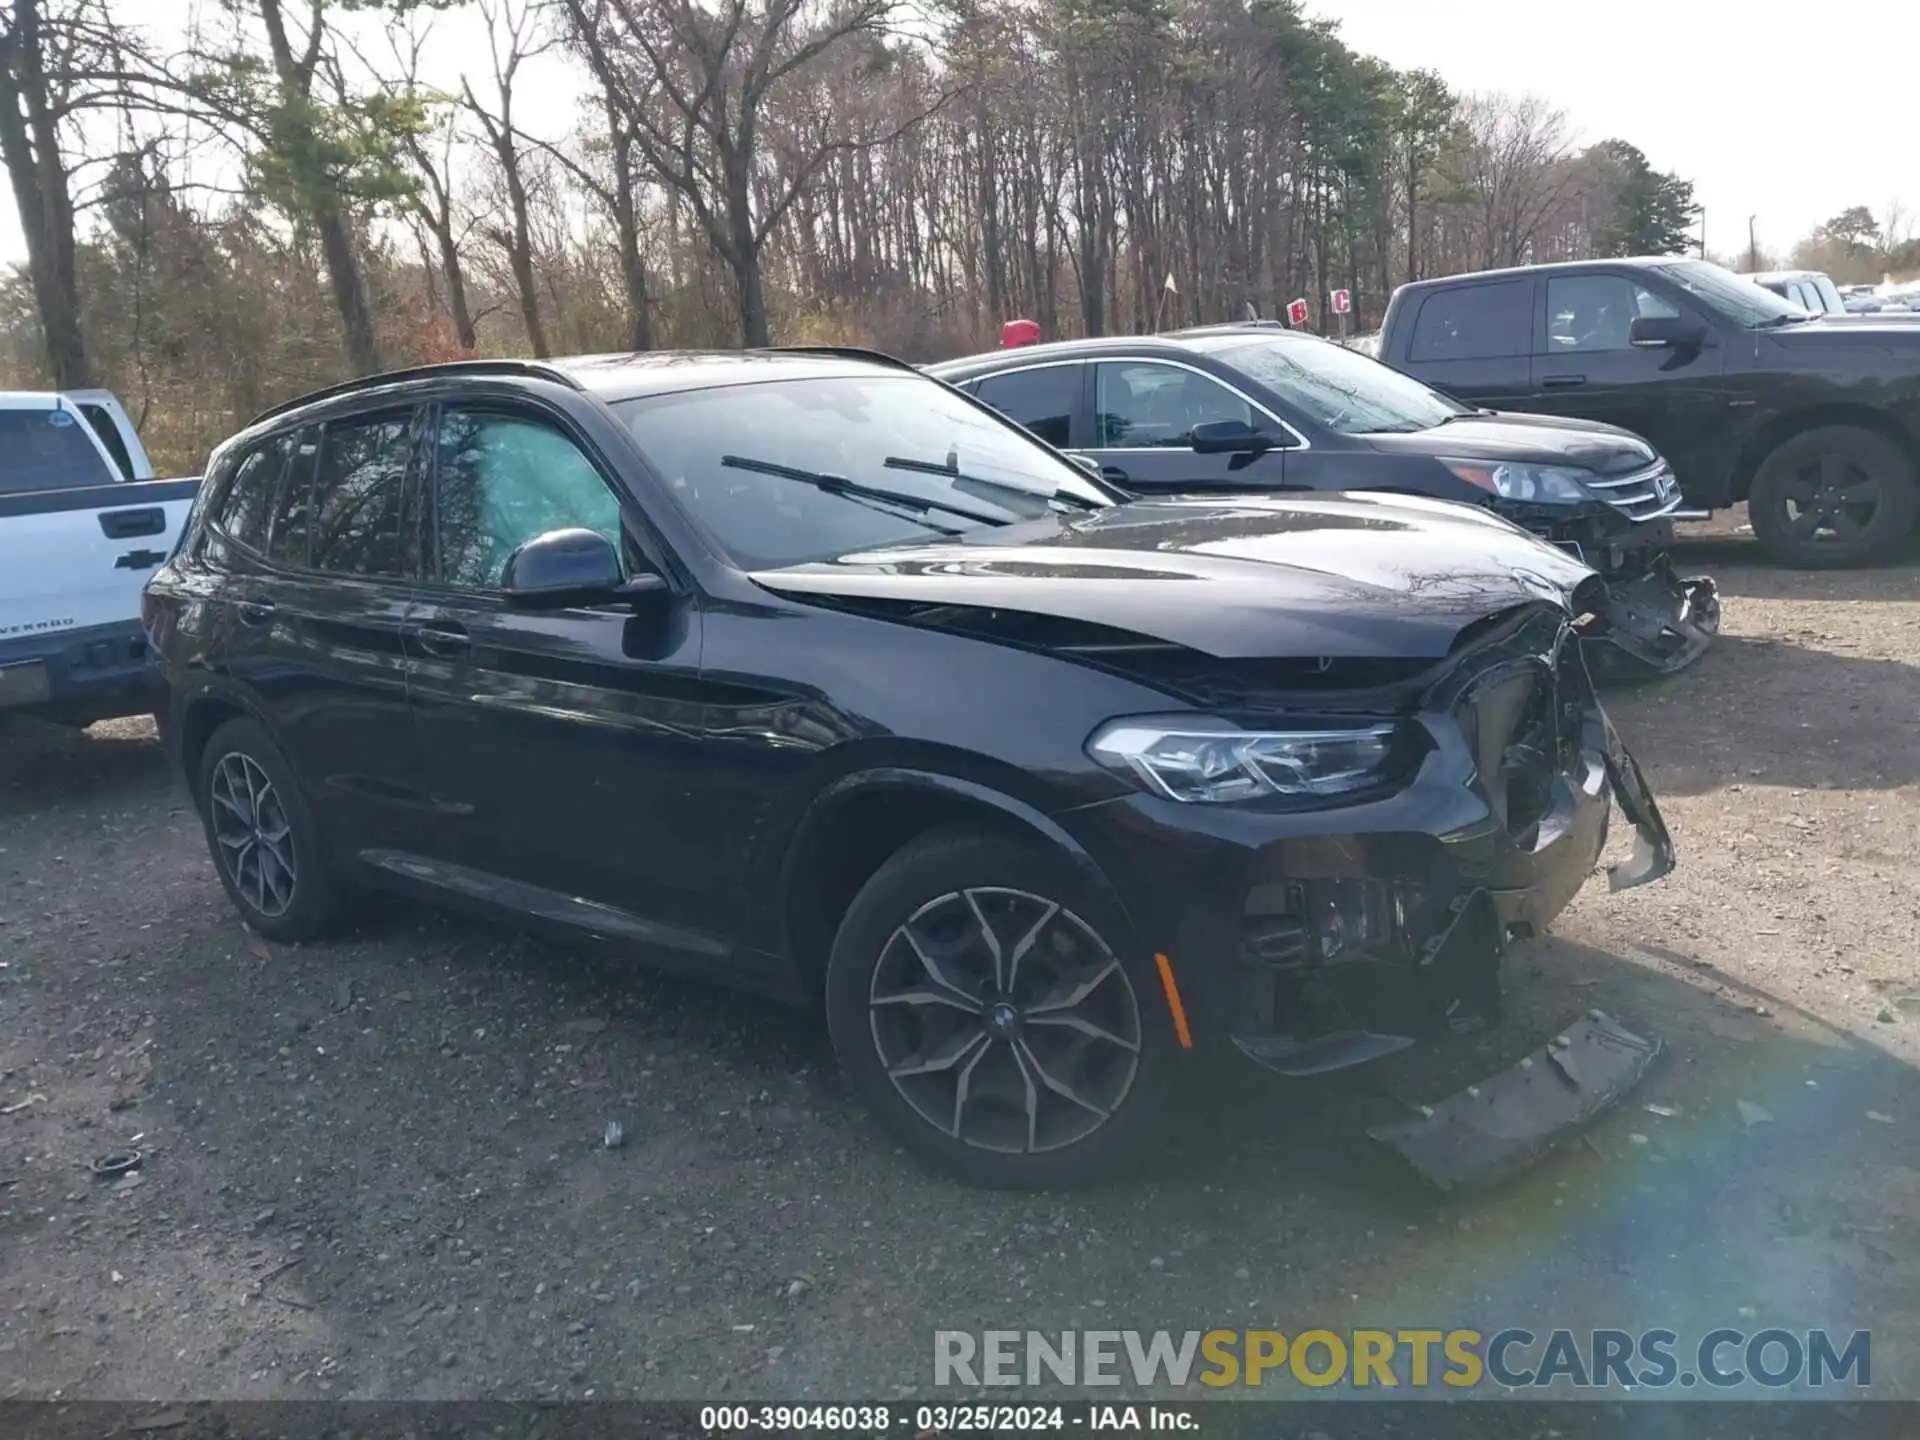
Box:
3 519 1918 1404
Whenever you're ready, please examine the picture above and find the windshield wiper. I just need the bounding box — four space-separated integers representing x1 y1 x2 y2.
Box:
720 454 1007 529
883 454 1102 511
1752 312 1814 329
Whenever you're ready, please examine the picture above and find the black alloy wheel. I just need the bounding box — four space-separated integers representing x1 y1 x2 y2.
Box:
195 716 346 943
868 884 1143 1154
210 750 297 919
1749 425 1918 567
825 826 1176 1189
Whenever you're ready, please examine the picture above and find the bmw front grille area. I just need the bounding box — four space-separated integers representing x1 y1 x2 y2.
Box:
1225 612 1602 1077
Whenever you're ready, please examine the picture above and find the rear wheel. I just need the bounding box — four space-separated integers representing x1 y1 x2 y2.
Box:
195 716 346 943
824 826 1176 1189
1749 425 1918 567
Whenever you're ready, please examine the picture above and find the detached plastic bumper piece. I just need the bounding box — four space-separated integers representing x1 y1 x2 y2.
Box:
1368 1010 1662 1191
1586 557 1720 679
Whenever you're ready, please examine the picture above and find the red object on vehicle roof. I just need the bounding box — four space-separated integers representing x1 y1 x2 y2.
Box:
1000 318 1040 348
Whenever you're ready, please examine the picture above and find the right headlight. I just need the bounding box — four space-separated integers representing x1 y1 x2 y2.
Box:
1087 716 1401 804
1440 458 1595 504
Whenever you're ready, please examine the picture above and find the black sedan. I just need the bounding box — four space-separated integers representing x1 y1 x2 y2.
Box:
146 349 1675 1190
929 328 1718 676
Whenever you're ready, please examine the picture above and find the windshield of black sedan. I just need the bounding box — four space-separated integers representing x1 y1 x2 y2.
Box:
614 374 1111 569
1195 334 1464 435
1655 259 1806 327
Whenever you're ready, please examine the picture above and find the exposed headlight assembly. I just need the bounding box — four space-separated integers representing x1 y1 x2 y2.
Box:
1088 716 1400 804
1441 458 1595 504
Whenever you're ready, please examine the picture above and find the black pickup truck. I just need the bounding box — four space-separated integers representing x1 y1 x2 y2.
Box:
1377 257 1920 566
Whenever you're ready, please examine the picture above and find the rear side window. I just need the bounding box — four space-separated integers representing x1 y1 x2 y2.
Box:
0 406 114 493
266 429 320 566
1408 281 1533 362
974 365 1080 447
308 412 415 577
213 434 294 552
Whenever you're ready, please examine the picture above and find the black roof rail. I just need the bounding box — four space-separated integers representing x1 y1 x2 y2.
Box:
758 344 920 373
247 359 585 428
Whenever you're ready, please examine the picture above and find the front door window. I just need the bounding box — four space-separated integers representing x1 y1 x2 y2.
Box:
431 409 627 589
1093 362 1255 449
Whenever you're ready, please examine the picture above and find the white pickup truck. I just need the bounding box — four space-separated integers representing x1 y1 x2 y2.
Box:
0 389 198 725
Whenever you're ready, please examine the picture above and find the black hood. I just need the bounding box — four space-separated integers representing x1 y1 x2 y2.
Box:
750 494 1598 661
1365 411 1658 477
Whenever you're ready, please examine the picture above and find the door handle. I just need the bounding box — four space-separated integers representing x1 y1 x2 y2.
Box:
414 622 470 657
99 506 165 539
235 597 276 626
1540 374 1588 388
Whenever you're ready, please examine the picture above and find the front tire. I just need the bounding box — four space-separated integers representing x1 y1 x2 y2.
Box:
195 716 345 943
1749 425 1918 567
825 826 1176 1189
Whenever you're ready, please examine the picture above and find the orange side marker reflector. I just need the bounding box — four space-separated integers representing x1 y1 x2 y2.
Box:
1153 952 1194 1049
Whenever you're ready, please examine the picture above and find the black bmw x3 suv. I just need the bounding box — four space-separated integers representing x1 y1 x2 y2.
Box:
144 349 1676 1189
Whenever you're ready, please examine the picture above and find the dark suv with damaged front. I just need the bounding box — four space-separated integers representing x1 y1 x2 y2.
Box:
144 350 1675 1190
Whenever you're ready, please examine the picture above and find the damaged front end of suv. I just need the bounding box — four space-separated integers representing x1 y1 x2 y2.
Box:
1054 589 1675 1187
759 490 1678 1189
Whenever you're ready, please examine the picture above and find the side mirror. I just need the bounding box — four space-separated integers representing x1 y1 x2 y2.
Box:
501 528 664 608
1067 453 1103 479
1629 316 1708 350
1190 419 1272 455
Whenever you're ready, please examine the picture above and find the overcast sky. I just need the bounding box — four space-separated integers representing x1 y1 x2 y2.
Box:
1310 0 1918 259
1 0 1911 265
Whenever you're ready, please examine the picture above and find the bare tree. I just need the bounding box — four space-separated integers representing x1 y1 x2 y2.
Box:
518 71 657 350
560 0 902 346
0 0 115 386
1450 92 1573 270
377 18 480 352
462 0 555 357
253 0 382 373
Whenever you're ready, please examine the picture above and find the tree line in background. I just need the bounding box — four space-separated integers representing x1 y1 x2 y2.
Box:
1778 205 1920 286
0 0 1712 473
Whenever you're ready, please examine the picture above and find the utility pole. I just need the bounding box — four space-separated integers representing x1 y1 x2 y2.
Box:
1748 214 1759 272
1698 208 1707 259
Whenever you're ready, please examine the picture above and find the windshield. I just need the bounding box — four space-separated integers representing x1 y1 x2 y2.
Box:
1196 334 1464 434
615 374 1112 570
1655 260 1806 327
